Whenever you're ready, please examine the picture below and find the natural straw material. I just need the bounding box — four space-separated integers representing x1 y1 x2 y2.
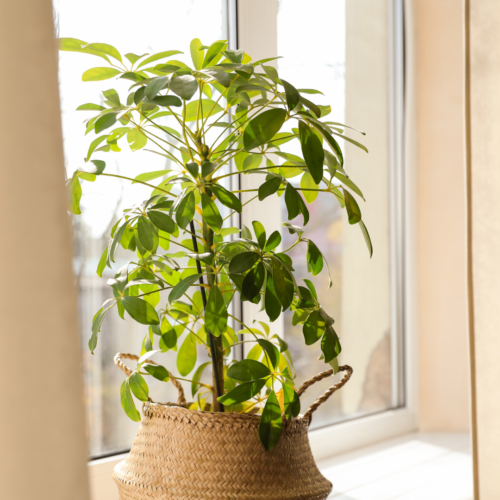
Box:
113 353 353 499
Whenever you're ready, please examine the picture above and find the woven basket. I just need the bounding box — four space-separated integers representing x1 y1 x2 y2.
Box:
113 353 353 500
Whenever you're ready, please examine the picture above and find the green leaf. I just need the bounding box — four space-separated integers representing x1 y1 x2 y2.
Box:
306 240 323 276
344 190 362 224
170 75 198 100
243 108 287 152
242 262 265 301
127 128 148 151
191 361 211 397
241 225 253 240
259 390 282 451
252 221 266 249
129 372 149 402
82 67 121 82
160 329 177 351
143 363 170 382
205 285 228 336
184 99 223 121
137 216 158 253
153 95 182 107
271 256 294 311
299 121 324 184
187 252 214 267
227 359 271 381
303 278 318 300
197 68 230 87
284 183 309 225
229 251 260 274
190 38 204 70
80 159 106 175
120 380 141 422
122 296 159 325
281 79 300 112
321 326 341 363
264 231 281 252
224 48 245 63
86 43 122 62
258 176 282 201
177 333 197 376
58 37 111 62
68 175 82 215
77 103 106 111
201 193 223 234
262 65 280 83
94 112 117 134
107 220 128 264
148 210 175 233
96 245 108 277
145 76 169 100
185 162 199 178
89 304 112 353
299 96 321 118
133 170 170 184
217 379 266 405
335 172 365 200
331 130 369 153
86 135 108 161
274 335 289 353
265 276 281 322
211 184 242 213
168 273 202 302
175 190 196 229
137 50 183 69
300 171 319 204
283 383 300 419
303 310 326 345
359 220 373 258
125 52 148 65
202 40 226 68
257 339 280 369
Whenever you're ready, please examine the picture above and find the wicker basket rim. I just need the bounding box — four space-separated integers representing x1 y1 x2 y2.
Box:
143 400 310 426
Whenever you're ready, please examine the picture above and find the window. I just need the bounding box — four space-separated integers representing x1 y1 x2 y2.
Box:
274 0 402 430
55 0 229 458
57 0 411 464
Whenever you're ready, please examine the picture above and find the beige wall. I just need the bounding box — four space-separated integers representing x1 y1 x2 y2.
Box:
0 1 90 499
413 0 470 432
466 0 500 497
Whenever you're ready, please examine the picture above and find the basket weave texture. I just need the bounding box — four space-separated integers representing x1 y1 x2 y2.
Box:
113 404 330 500
112 353 353 500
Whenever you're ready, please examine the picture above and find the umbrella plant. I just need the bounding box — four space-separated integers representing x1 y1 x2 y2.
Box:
60 37 371 451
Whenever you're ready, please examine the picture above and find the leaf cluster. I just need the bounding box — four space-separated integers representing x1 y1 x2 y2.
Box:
61 37 371 451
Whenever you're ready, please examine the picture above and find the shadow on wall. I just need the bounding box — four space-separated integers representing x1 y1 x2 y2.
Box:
358 332 392 412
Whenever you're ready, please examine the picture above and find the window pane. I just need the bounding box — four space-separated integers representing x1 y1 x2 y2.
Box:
54 0 226 458
277 0 395 429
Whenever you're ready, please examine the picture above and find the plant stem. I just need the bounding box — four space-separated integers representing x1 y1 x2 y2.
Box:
189 220 225 412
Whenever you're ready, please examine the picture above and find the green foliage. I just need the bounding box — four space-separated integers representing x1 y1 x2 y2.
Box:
61 36 371 452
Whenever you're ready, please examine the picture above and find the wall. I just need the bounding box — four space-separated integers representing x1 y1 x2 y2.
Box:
413 0 470 432
0 0 90 499
466 0 500 496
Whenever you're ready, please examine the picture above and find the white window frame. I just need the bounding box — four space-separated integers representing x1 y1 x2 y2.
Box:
87 1 418 495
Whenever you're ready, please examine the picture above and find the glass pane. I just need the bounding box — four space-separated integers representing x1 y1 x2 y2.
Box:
54 0 226 458
277 0 395 429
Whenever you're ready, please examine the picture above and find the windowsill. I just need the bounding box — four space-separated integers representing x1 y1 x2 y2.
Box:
318 432 473 500
88 433 471 500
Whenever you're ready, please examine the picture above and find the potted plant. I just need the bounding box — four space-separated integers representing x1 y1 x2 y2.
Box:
60 36 371 500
